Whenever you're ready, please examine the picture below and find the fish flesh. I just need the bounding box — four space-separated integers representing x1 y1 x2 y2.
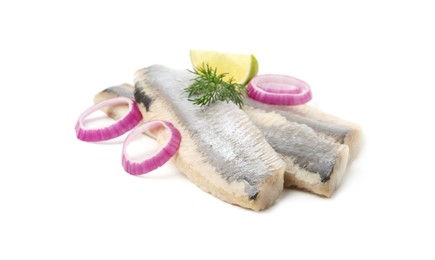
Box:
96 75 351 197
244 97 362 159
96 65 286 211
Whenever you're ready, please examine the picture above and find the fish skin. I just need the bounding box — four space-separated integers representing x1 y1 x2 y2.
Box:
244 97 362 159
96 66 286 211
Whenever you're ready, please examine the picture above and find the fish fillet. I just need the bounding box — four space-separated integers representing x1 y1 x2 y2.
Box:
243 106 349 197
244 97 362 159
97 82 350 197
96 65 286 211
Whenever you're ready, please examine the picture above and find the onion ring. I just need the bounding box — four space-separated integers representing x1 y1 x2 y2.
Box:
122 120 182 175
247 74 312 105
75 97 142 142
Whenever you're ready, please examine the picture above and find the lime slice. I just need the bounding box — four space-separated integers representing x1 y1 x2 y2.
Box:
190 50 258 84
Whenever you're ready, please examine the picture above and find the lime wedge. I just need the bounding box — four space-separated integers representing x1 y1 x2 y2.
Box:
190 50 258 84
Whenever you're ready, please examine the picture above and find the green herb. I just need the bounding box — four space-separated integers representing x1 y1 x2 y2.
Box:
185 63 245 108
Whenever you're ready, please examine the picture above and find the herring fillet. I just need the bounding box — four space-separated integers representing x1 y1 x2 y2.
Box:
97 83 349 197
96 65 286 211
243 106 349 197
244 97 362 159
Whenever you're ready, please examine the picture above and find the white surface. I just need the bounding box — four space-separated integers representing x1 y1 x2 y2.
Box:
1 0 434 259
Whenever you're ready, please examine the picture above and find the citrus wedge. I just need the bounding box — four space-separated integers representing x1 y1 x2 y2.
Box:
190 50 258 84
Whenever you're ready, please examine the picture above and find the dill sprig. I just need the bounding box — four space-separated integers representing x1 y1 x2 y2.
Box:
185 63 245 108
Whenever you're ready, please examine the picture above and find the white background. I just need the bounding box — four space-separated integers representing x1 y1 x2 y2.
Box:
1 0 434 259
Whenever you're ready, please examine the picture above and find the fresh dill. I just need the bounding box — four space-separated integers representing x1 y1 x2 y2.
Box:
185 63 245 108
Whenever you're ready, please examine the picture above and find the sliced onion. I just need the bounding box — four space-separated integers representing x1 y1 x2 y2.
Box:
75 97 142 142
122 120 182 175
247 74 312 105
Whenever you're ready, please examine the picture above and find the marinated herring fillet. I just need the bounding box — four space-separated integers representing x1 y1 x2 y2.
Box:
96 78 349 197
96 65 286 211
244 97 362 159
243 106 349 196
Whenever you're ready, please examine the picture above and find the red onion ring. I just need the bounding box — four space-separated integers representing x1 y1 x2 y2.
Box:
75 97 142 142
122 120 182 175
247 74 312 105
